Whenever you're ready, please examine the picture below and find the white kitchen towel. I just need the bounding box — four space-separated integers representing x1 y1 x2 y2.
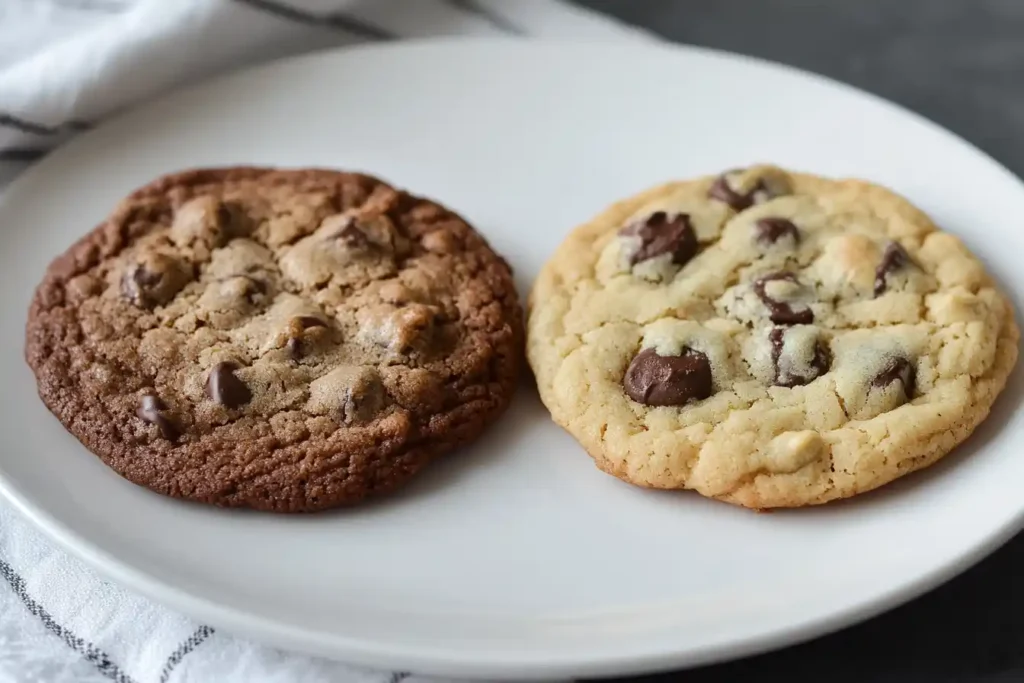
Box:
0 2 649 682
0 0 650 187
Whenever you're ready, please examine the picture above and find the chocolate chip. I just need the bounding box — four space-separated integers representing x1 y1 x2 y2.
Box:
136 394 179 440
205 361 252 409
872 356 916 401
710 174 752 211
809 343 830 379
874 242 913 296
769 328 784 361
120 253 192 309
339 224 370 248
341 372 386 424
754 217 800 247
327 218 371 249
121 264 163 308
768 327 830 388
623 347 713 406
618 211 698 267
753 272 814 325
216 203 235 228
285 316 328 359
708 171 778 211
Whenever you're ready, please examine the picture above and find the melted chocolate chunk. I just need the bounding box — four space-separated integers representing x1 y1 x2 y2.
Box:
810 344 830 380
285 316 328 360
872 357 916 401
708 171 775 211
768 327 830 388
623 347 713 407
619 211 698 267
121 254 192 309
327 218 371 249
753 272 814 325
873 242 914 297
768 328 786 377
216 202 235 229
754 217 800 247
205 361 252 409
136 394 179 440
121 264 164 309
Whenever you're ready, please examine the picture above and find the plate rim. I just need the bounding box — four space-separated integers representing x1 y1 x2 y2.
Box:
3 37 1024 679
5 474 1024 680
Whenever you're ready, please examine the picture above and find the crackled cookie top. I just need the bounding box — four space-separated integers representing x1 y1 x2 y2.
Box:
26 168 522 512
527 165 1018 508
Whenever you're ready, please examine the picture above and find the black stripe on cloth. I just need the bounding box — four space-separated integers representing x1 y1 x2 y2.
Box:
230 0 395 40
0 113 90 136
0 558 138 683
447 0 524 35
0 147 49 162
158 625 214 683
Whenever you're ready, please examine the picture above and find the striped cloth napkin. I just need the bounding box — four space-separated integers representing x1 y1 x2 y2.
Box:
0 1 648 681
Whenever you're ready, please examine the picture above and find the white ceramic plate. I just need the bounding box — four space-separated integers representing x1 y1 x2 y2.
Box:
2 40 1023 680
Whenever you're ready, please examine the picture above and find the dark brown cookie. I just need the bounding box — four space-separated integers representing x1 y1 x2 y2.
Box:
25 167 523 512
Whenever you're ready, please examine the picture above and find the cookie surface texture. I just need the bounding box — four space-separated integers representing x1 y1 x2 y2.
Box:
527 165 1018 508
26 168 522 512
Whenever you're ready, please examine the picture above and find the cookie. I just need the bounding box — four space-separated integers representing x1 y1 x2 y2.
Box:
527 165 1018 508
26 168 522 512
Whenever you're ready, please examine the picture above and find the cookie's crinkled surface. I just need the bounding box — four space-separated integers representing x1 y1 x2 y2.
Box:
527 165 1019 508
26 168 522 512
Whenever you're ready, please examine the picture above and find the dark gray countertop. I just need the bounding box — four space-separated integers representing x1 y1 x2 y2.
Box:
573 1 1024 681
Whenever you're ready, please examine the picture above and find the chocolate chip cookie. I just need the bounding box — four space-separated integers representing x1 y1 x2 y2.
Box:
26 168 522 512
527 165 1018 508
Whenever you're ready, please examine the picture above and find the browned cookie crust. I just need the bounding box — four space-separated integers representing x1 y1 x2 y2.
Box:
25 168 522 512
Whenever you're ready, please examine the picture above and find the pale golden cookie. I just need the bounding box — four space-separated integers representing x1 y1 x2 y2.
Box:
527 165 1018 508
